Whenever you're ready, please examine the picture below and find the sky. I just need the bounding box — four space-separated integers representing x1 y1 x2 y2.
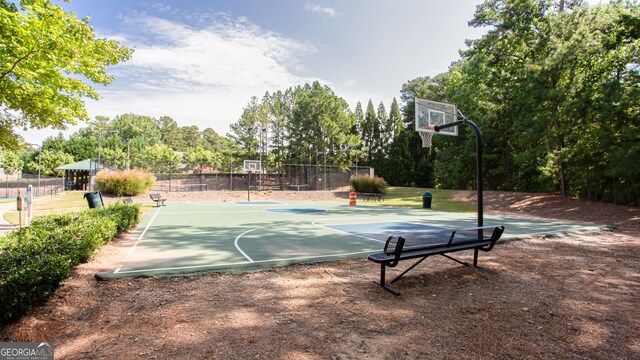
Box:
21 0 495 144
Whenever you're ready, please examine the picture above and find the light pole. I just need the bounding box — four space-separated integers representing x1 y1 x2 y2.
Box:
323 149 326 191
28 144 41 197
260 127 267 189
247 127 255 192
96 128 117 169
111 130 119 170
316 125 327 191
316 151 327 191
222 145 234 190
94 128 117 189
124 140 131 170
229 147 233 190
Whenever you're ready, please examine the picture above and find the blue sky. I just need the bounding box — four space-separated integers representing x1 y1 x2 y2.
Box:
22 0 494 144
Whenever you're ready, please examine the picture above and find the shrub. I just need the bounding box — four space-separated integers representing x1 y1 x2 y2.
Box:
0 203 141 321
350 175 388 194
104 202 141 234
95 168 155 196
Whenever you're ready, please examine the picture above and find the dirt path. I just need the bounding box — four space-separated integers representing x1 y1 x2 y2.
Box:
2 190 639 359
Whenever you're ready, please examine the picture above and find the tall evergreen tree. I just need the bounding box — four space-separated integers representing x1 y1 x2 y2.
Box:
389 98 403 140
362 100 378 161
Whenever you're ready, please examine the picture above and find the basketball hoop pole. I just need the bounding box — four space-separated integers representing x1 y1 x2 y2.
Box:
436 119 483 228
247 171 251 201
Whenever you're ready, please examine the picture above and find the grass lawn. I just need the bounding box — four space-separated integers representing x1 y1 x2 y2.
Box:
2 188 473 227
3 191 152 226
375 186 476 213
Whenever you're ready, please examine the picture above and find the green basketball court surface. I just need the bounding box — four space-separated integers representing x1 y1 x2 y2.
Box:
96 201 605 279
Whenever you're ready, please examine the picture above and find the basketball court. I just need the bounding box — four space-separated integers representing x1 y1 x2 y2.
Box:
96 201 605 279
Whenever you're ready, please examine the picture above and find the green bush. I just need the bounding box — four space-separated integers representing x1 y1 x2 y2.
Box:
96 169 155 196
350 175 388 194
0 203 141 321
104 202 141 234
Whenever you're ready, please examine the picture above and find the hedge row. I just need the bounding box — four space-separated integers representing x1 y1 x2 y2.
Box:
0 202 141 321
350 175 388 194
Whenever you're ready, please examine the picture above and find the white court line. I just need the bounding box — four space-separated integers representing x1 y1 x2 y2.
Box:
234 228 257 262
114 249 376 274
311 218 386 244
152 210 270 215
310 218 450 243
114 207 162 274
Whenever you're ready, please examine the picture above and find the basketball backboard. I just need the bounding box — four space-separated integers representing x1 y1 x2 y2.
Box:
243 160 261 173
415 98 458 136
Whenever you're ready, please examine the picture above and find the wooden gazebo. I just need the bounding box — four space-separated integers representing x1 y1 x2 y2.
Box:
55 159 112 191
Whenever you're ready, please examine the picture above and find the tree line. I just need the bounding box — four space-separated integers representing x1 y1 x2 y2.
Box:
2 0 638 205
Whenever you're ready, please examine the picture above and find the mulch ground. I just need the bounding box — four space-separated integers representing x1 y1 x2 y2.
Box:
1 190 639 359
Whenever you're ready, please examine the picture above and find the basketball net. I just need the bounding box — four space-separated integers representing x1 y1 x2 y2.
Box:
419 132 434 148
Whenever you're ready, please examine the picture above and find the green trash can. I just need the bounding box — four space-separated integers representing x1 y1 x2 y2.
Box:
84 191 104 209
422 191 432 209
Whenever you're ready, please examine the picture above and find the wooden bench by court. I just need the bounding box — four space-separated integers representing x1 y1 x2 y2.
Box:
368 225 505 295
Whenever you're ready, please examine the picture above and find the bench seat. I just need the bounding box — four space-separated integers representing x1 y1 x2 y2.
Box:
368 225 505 295
368 239 493 263
150 193 167 207
358 192 384 201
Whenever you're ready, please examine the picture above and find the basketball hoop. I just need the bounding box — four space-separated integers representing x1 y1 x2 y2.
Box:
418 125 437 148
415 98 458 149
419 131 434 148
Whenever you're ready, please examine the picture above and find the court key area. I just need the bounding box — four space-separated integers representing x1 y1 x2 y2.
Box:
96 201 605 279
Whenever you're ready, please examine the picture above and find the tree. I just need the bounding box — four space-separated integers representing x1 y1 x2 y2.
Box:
229 96 262 159
351 101 365 166
0 0 133 149
287 82 357 166
362 100 378 161
389 98 403 140
41 133 66 153
111 113 161 146
38 150 74 176
156 116 184 150
431 0 640 204
268 90 294 174
138 144 181 174
183 147 214 174
1 149 23 174
377 101 391 153
202 128 224 151
180 126 204 151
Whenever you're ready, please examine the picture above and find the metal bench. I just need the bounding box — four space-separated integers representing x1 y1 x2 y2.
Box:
149 193 167 207
359 192 384 201
48 185 62 197
368 225 505 295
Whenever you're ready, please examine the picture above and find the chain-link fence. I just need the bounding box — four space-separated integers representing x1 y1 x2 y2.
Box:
0 173 64 198
144 162 374 192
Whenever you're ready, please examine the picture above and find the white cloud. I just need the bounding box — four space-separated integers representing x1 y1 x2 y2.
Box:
343 79 357 88
149 2 173 13
86 14 320 137
305 3 339 17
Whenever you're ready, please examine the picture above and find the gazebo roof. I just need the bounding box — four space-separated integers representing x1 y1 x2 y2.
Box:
54 159 111 171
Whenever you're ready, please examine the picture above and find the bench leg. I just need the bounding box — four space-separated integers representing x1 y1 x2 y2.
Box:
389 256 428 284
440 252 488 271
373 264 401 296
